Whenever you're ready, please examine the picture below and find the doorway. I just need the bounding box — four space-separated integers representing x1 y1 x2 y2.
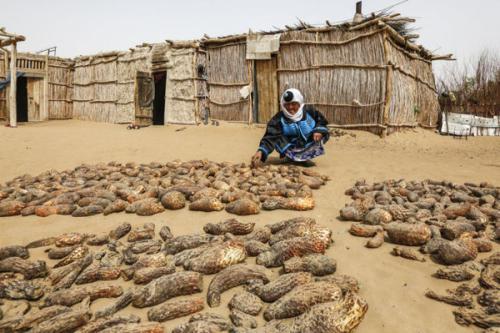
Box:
153 71 166 125
16 76 28 122
255 55 278 123
134 71 154 126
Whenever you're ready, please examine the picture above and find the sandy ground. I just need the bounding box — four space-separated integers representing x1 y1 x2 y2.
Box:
0 120 499 332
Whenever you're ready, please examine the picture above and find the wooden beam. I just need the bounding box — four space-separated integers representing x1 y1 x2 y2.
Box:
9 42 17 127
356 1 362 14
431 54 456 61
0 38 14 48
328 123 387 129
377 21 421 53
192 52 200 124
43 53 49 121
382 33 393 137
0 36 25 48
0 27 26 40
2 48 8 77
202 34 247 45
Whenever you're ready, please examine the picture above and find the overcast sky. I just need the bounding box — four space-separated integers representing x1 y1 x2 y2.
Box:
1 0 499 78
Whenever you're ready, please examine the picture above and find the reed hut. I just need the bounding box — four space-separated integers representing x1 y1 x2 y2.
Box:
0 51 73 123
2 4 452 135
202 8 451 135
72 41 206 125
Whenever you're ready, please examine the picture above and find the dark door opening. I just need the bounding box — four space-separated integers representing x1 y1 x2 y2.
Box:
153 72 166 125
16 76 28 122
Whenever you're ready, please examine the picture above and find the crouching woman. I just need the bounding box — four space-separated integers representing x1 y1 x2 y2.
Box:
251 88 329 167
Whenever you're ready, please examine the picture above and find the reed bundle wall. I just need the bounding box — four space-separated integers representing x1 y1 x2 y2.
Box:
48 58 73 119
165 48 199 124
1 13 442 134
73 47 151 123
278 27 387 133
205 23 440 135
385 36 439 132
207 43 250 122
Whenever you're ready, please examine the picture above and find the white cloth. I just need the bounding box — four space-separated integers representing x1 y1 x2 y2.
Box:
281 88 304 122
246 33 281 60
239 84 252 99
440 112 500 136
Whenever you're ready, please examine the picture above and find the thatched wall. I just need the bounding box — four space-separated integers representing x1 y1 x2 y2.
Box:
165 47 199 124
202 20 441 135
385 36 439 131
278 27 387 132
72 43 203 125
206 42 251 122
73 47 151 123
48 58 73 119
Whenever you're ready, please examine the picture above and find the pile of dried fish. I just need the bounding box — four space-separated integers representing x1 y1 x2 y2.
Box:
340 179 498 265
0 161 329 218
0 217 367 333
425 252 500 330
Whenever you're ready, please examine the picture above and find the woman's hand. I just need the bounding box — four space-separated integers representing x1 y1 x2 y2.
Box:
313 133 323 142
251 151 263 168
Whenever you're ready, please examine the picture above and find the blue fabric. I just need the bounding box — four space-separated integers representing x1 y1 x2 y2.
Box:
258 146 270 158
0 72 24 92
284 142 325 162
275 141 294 155
278 113 326 159
280 112 316 142
313 125 329 134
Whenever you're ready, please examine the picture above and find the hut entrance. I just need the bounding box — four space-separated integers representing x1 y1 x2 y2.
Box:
134 71 154 126
16 76 28 122
152 71 166 125
27 77 43 121
254 55 278 123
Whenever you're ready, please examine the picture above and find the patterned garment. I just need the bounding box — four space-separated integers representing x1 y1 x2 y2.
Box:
284 142 325 162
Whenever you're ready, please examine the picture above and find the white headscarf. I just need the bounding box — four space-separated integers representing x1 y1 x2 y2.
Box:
280 88 304 122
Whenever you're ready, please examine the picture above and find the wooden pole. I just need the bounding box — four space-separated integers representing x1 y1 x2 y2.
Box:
192 51 199 125
2 48 8 77
43 53 49 120
381 33 393 137
9 42 16 127
247 60 253 125
356 1 362 14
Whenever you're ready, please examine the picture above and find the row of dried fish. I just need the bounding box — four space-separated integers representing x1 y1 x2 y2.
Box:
0 216 368 333
340 179 499 265
425 252 500 330
0 161 329 218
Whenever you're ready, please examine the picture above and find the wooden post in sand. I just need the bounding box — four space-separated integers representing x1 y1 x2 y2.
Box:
43 53 49 121
0 28 25 126
9 41 17 127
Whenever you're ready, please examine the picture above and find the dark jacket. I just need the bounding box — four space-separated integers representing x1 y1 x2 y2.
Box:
257 105 329 161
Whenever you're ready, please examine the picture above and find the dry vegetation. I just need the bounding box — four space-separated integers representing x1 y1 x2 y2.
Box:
438 49 500 117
